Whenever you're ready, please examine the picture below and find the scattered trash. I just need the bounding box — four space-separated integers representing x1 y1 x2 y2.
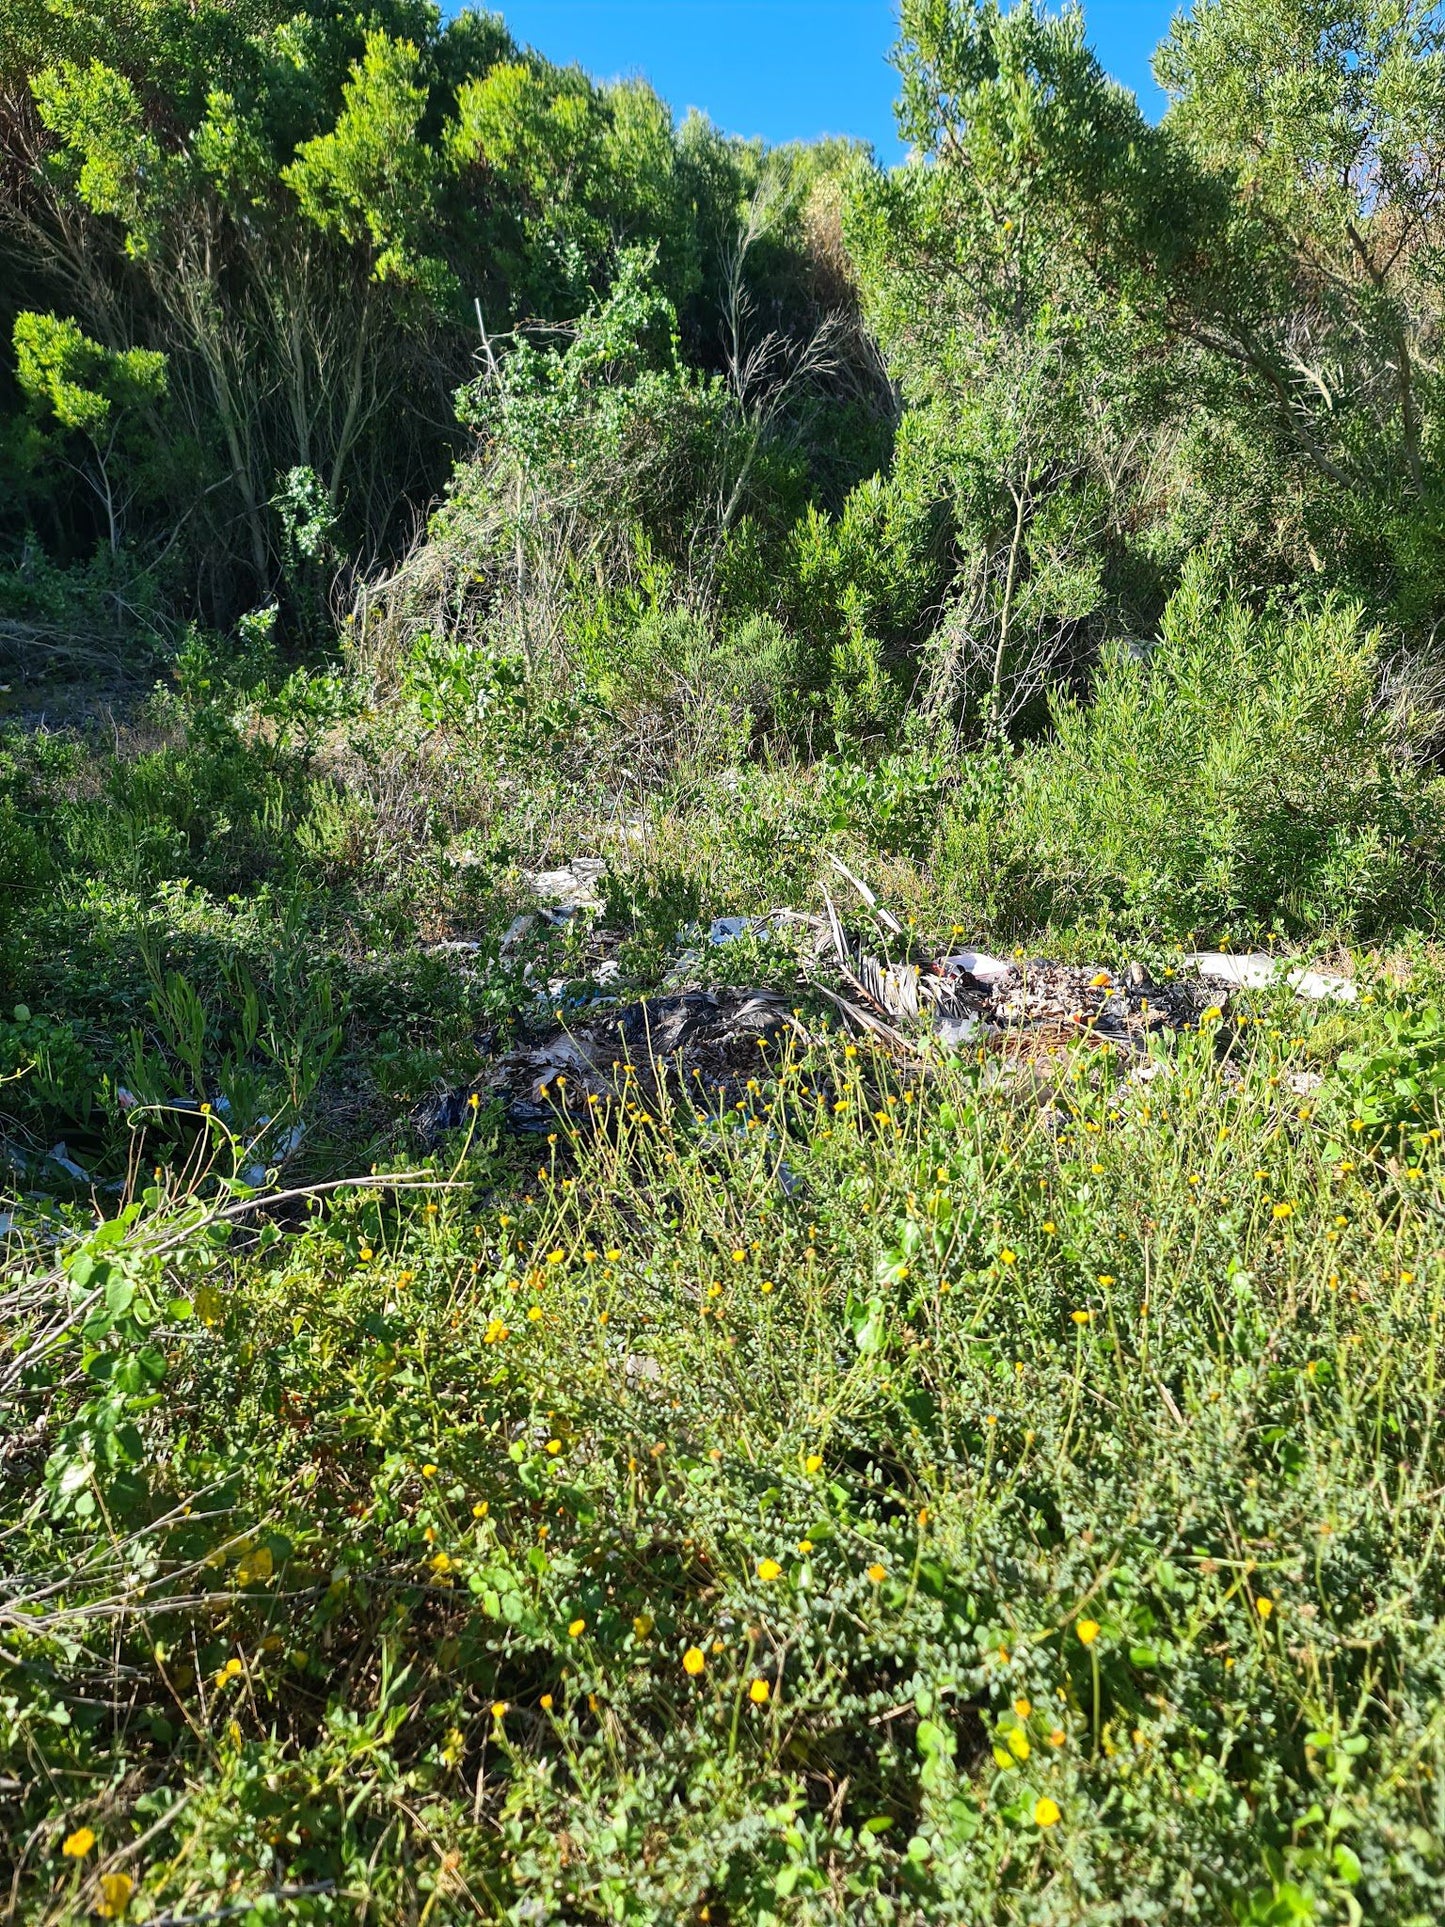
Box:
418 857 1370 1141
707 915 768 945
420 987 794 1137
240 1122 306 1188
525 856 606 913
1187 952 1357 1003
45 1143 92 1184
811 867 1216 1056
935 1013 985 1049
942 949 1014 986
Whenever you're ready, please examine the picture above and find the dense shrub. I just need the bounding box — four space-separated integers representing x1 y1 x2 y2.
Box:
990 568 1444 940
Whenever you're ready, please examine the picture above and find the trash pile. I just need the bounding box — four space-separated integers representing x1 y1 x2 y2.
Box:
420 987 795 1136
422 854 1359 1137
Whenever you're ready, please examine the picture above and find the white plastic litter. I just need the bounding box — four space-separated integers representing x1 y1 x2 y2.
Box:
240 1122 305 1189
526 857 606 911
935 1013 985 1048
707 916 758 944
941 951 1015 986
1187 952 1358 1003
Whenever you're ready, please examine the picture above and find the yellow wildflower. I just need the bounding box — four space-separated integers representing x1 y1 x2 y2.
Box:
236 1545 272 1584
98 1872 134 1918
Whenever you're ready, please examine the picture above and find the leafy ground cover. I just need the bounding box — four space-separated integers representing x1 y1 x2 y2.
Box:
5 716 1445 1921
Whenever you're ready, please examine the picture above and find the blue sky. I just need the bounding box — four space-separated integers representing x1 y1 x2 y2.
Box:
489 2 1180 160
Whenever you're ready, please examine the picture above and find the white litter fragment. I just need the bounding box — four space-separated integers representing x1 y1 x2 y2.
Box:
0 1213 13 1236
1187 952 1358 1003
526 857 606 911
935 1013 985 1048
240 1122 305 1187
1288 970 1359 1003
1128 1058 1172 1085
941 950 1015 987
707 916 757 945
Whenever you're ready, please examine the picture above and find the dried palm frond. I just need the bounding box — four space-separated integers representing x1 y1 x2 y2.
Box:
819 858 968 1029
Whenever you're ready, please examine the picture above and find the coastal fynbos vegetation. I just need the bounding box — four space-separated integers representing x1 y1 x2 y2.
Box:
5 0 1445 1920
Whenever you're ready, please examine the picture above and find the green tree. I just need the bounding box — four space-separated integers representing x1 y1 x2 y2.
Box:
450 60 696 314
846 1 1179 735
1159 0 1445 500
12 310 169 556
282 29 453 297
1156 0 1445 617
